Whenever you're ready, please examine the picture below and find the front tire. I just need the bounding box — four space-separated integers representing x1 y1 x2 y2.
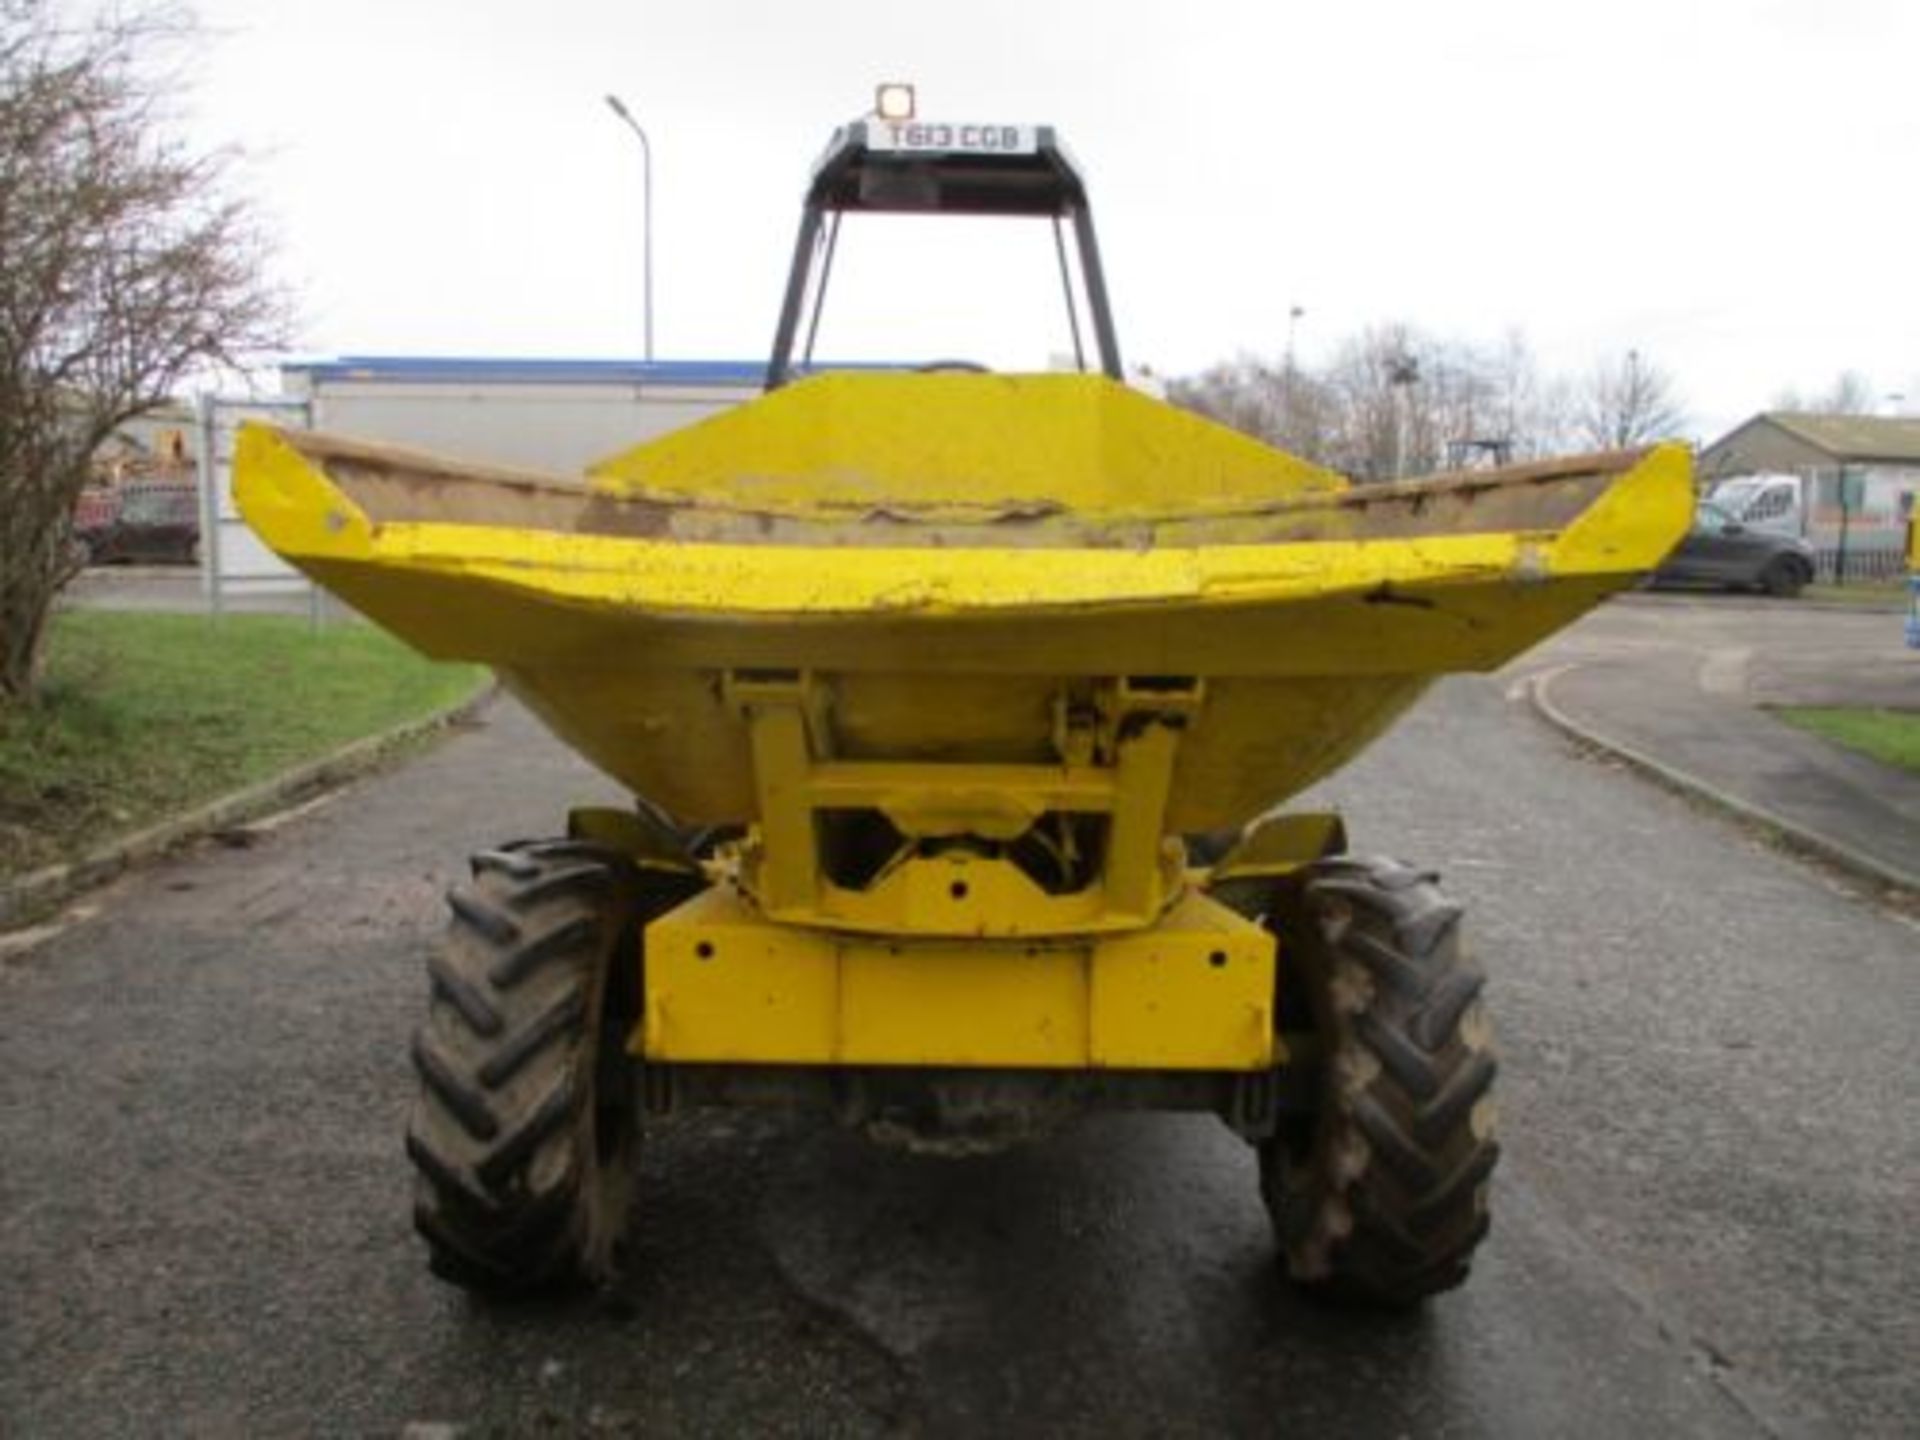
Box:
1261 857 1498 1307
405 840 689 1294
1759 556 1808 598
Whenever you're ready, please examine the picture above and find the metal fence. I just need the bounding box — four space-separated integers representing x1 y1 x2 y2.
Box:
1813 544 1907 584
195 395 326 620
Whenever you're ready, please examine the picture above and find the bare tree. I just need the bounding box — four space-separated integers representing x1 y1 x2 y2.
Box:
1174 325 1630 477
1322 325 1505 480
1168 354 1342 469
1305 324 1406 479
1168 356 1285 445
1772 369 1877 414
1480 329 1573 462
1574 349 1686 450
0 0 284 702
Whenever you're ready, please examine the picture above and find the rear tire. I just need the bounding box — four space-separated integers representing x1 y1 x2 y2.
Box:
405 839 693 1294
1261 857 1498 1307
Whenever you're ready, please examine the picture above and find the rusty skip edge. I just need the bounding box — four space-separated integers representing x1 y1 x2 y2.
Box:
282 427 1646 554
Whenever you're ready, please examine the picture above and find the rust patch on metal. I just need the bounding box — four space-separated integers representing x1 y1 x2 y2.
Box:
280 428 1644 553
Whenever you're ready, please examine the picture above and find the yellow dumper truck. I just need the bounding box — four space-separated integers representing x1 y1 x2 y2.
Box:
236 114 1691 1306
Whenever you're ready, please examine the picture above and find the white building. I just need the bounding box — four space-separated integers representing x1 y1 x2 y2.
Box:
278 356 768 472
1699 411 1920 581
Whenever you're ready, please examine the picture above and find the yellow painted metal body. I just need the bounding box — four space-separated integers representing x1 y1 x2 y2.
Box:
233 371 1693 1074
233 376 1691 834
644 884 1274 1070
587 372 1346 519
722 668 1196 935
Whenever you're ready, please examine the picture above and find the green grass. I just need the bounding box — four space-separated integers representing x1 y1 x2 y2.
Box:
1773 707 1920 775
0 611 484 877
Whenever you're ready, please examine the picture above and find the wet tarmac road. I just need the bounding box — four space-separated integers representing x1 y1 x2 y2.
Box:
3 657 1914 1436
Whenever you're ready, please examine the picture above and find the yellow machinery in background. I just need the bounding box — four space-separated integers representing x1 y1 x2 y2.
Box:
237 110 1691 1306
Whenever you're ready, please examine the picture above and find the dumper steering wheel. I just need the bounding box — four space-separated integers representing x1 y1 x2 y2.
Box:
914 360 993 373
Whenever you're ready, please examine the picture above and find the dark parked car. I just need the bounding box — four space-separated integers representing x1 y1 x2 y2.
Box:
1652 500 1815 597
75 482 200 565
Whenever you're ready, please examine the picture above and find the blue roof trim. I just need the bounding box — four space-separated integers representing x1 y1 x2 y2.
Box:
282 356 907 386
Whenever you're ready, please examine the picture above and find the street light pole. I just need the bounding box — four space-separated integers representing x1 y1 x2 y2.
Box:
603 94 654 362
1388 352 1420 480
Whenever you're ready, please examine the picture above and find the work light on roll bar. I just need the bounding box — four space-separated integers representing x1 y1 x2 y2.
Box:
874 83 916 121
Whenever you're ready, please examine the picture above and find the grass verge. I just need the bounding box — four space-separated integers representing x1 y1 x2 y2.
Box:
0 610 484 877
1773 707 1920 775
1801 580 1910 608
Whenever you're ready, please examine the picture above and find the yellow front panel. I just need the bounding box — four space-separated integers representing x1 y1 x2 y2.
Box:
1090 893 1274 1068
642 888 839 1064
643 887 1275 1071
840 941 1089 1067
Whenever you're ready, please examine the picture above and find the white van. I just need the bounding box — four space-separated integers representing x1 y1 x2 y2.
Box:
1709 469 1918 581
1708 473 1805 537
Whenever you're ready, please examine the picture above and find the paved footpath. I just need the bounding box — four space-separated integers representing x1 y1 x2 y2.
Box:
3 662 1916 1436
60 567 320 617
1515 594 1920 888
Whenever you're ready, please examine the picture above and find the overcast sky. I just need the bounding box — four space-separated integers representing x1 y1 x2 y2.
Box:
186 0 1916 441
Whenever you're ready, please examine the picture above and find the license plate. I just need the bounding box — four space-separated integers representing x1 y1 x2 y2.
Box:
864 121 1038 156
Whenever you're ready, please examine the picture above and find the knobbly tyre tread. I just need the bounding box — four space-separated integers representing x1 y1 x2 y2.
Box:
1260 855 1499 1307
405 837 699 1294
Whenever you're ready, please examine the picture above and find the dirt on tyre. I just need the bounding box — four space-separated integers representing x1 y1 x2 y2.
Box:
1261 856 1498 1307
405 838 696 1294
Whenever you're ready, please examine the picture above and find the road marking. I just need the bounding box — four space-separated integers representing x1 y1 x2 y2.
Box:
1510 663 1575 705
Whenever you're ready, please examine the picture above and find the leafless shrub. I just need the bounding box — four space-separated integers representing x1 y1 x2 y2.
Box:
0 0 285 701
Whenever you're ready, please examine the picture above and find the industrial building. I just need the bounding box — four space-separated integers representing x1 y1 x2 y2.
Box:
200 357 770 605
1698 411 1919 580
